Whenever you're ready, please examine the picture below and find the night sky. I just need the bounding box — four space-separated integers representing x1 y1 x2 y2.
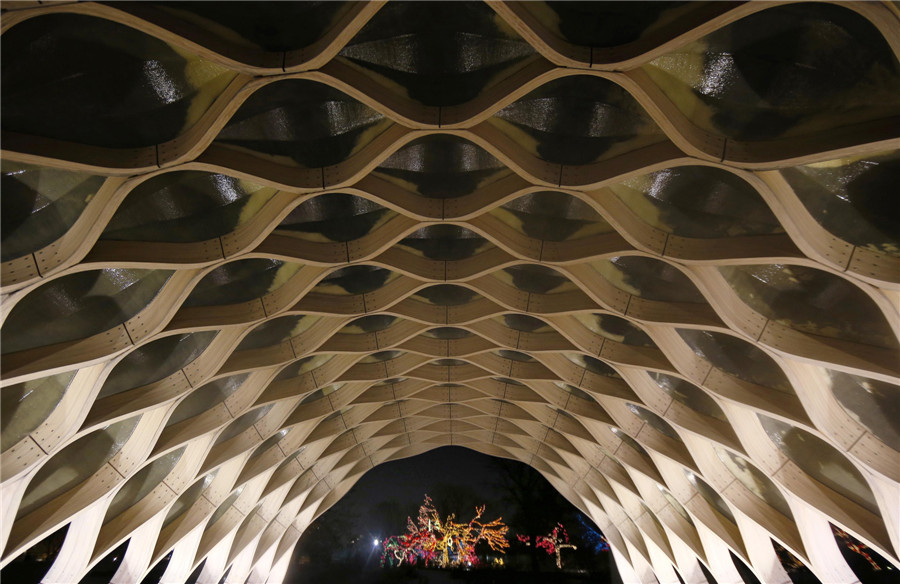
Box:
286 446 622 583
328 446 515 539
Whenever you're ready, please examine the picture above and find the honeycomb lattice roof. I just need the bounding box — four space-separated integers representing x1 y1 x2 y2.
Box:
1 2 899 583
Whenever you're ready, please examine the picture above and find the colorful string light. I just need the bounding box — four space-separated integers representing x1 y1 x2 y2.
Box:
380 495 509 568
518 523 578 569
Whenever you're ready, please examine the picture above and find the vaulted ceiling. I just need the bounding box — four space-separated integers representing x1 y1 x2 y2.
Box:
1 2 899 583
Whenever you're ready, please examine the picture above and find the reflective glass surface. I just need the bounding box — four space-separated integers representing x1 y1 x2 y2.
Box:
783 151 900 256
102 172 271 243
2 269 172 354
492 76 664 165
1 372 74 451
373 135 510 199
17 417 140 519
2 162 103 261
644 3 900 141
2 14 234 147
338 1 534 106
760 415 880 515
215 81 389 167
610 166 782 238
720 264 898 349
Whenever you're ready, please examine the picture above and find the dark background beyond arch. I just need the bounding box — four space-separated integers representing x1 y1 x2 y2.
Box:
283 446 621 583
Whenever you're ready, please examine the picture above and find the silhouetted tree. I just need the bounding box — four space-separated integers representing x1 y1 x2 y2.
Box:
430 482 486 519
491 459 572 570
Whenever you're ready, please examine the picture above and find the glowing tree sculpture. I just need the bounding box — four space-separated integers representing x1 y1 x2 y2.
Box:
381 495 508 568
518 523 578 569
444 504 509 567
833 526 886 571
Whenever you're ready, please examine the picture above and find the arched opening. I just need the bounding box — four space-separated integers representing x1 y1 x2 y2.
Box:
283 446 615 583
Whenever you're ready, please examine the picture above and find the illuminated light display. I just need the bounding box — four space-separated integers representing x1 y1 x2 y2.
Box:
833 526 889 572
576 514 610 553
517 523 578 569
380 495 508 568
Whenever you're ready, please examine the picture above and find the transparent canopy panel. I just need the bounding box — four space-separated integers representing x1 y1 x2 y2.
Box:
398 225 490 260
556 382 598 403
658 484 695 525
98 332 218 399
102 172 272 243
494 191 613 242
215 80 389 168
206 486 245 529
594 256 706 302
627 403 682 441
828 370 900 452
338 1 534 107
298 388 328 406
212 405 274 446
609 165 783 238
373 135 511 199
501 264 576 295
611 427 654 461
248 429 289 459
103 447 186 523
413 284 479 306
782 151 900 256
719 264 898 350
1 162 104 261
1 269 172 355
500 314 553 333
183 259 298 308
151 1 353 52
759 415 880 515
649 372 728 422
430 358 468 367
640 501 671 542
16 417 140 519
161 470 218 529
643 3 900 141
166 374 248 427
715 447 794 519
1 371 75 452
313 265 397 296
368 378 407 388
496 350 536 362
275 193 391 243
492 75 665 165
361 351 405 363
341 315 398 334
575 313 657 347
565 353 622 378
531 2 701 47
684 468 736 524
2 14 234 147
677 329 794 394
274 355 334 382
235 316 314 352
